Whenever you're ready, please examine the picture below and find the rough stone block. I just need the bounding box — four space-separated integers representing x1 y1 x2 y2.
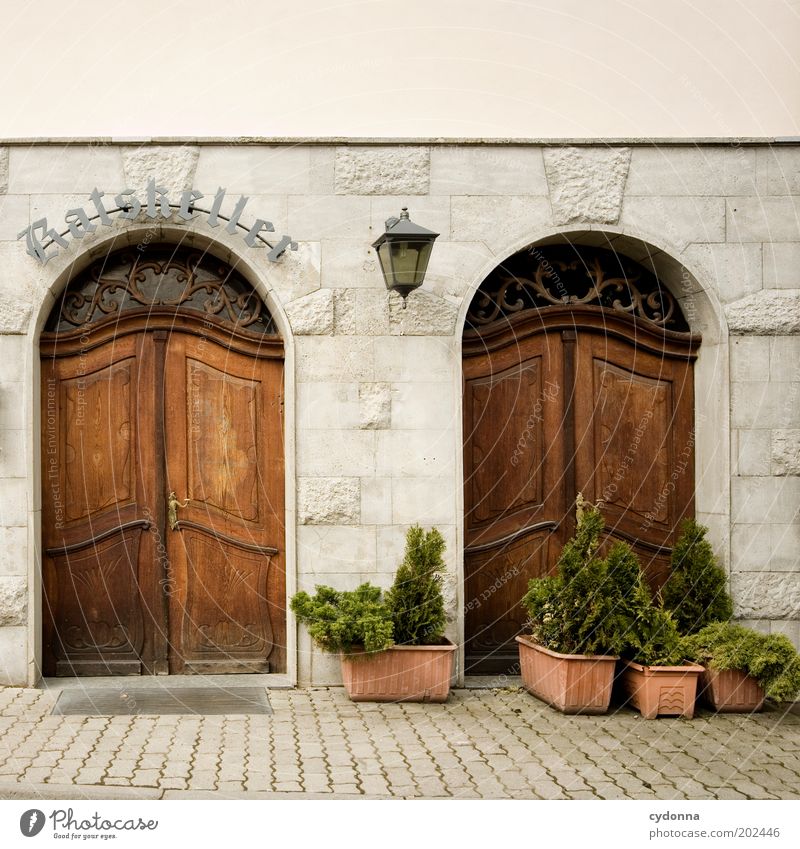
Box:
121 146 199 195
726 291 800 335
0 576 26 626
450 195 551 249
772 429 800 476
620 196 725 249
0 148 7 194
0 299 32 333
734 429 771 476
334 147 429 195
0 625 26 685
544 147 631 224
763 243 800 289
285 288 334 335
388 291 458 336
755 147 800 196
626 147 756 196
297 477 360 525
8 146 124 194
359 383 391 429
429 146 547 196
354 289 391 336
732 572 800 619
681 242 762 303
332 289 356 335
727 197 800 242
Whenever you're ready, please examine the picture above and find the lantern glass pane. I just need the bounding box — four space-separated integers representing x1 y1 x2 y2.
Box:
391 240 422 286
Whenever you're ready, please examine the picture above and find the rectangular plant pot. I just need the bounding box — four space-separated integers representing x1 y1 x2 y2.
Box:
516 636 618 715
340 640 457 703
619 658 704 719
699 666 766 713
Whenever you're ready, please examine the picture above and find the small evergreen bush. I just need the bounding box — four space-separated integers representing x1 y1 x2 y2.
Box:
385 525 447 645
683 622 800 702
661 518 733 634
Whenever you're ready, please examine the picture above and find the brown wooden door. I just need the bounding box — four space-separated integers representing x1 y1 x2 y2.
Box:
41 320 285 677
463 309 698 674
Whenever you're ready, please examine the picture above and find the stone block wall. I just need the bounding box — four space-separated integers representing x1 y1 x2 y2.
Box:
0 139 798 685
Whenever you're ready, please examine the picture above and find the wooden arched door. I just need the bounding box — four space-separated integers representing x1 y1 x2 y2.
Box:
41 247 286 676
463 247 700 674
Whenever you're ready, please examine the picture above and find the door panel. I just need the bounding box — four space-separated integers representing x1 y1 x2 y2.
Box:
164 333 285 674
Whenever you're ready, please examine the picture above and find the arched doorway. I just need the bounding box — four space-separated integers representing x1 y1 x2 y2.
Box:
462 244 700 674
40 245 286 676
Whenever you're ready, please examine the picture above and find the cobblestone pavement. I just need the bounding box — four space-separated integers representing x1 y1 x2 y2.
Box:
0 686 798 799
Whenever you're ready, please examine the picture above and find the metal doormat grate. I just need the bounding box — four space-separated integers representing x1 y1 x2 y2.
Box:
52 686 273 716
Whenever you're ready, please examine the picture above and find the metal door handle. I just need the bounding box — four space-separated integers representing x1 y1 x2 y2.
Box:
167 491 190 530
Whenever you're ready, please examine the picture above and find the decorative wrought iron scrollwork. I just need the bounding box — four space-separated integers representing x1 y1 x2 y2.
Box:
465 246 689 333
46 246 277 334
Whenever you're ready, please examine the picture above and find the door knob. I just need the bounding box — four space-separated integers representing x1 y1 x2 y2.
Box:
167 491 189 530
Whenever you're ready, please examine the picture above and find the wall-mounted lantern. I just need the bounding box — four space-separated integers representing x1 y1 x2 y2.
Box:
371 208 439 305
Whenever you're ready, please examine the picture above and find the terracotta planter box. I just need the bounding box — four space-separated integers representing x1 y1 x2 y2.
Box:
699 666 766 713
619 658 704 719
340 640 457 703
516 636 618 715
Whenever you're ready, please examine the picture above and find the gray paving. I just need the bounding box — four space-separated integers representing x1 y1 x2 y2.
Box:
0 685 798 799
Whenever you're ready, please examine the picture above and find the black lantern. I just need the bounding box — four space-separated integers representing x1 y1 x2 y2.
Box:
372 208 439 303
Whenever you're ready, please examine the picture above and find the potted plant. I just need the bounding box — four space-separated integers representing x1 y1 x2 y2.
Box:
517 495 639 714
683 622 800 712
291 525 456 703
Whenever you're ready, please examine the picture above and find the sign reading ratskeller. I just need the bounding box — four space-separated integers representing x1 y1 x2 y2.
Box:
18 179 296 265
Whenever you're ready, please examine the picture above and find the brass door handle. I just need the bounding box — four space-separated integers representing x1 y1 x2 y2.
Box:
167 491 190 530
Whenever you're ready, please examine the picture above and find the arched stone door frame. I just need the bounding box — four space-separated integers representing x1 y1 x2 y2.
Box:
453 225 730 682
24 221 298 686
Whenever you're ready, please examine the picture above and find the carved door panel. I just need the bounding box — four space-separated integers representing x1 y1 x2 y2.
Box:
41 333 164 676
164 333 285 674
572 332 695 588
463 331 566 674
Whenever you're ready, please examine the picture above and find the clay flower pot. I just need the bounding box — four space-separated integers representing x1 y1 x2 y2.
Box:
516 636 618 715
340 639 457 703
699 666 766 713
619 658 704 719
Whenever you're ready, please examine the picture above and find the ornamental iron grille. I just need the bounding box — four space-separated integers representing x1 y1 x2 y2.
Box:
46 246 277 335
465 245 690 334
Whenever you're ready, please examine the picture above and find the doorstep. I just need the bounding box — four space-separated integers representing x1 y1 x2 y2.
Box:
38 673 293 693
463 675 522 689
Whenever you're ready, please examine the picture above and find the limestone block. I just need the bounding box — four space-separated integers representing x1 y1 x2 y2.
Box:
297 477 360 525
370 196 451 241
332 289 356 335
391 382 457 431
734 429 771 476
194 145 333 195
731 382 799 429
732 476 800 524
311 647 343 686
725 291 800 335
423 240 495 302
0 527 26 576
680 242 762 303
772 430 800 476
334 147 430 195
392 477 455 525
121 146 199 195
732 572 800 619
429 146 548 196
297 382 360 430
770 523 800 571
376 429 455 477
266 238 320 305
450 195 551 250
360 477 392 525
0 625 27 686
727 197 800 242
320 239 380 289
770 337 800 382
0 430 25 477
288 195 371 241
388 290 458 336
0 576 26 626
731 523 771 572
8 146 124 194
297 430 376 476
297 525 377 575
359 382 391 429
0 478 28 526
763 243 800 289
755 147 800 196
0 194 29 241
0 338 26 386
544 147 631 225
0 148 8 194
285 288 334 335
770 619 800 648
730 338 770 382
626 147 756 196
620 196 725 250
295 336 374 382
373 336 455 383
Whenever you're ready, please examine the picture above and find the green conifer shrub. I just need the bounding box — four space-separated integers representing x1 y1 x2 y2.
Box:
660 518 733 634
